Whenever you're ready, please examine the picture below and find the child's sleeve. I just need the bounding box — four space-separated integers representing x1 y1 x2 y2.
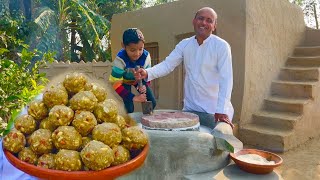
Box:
143 53 152 69
109 57 135 101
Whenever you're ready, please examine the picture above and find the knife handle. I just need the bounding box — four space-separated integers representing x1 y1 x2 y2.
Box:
135 65 144 89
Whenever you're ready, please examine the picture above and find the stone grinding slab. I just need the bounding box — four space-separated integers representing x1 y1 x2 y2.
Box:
141 111 199 130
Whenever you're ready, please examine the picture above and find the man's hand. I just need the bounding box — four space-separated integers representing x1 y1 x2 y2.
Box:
214 113 234 129
133 94 147 102
137 85 147 94
134 68 148 80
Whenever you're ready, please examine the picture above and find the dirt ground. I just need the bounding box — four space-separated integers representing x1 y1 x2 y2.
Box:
274 135 320 180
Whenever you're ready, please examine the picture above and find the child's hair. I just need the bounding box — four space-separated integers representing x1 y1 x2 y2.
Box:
122 28 145 46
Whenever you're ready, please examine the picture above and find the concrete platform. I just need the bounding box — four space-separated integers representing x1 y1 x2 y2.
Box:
123 111 281 180
183 163 283 180
118 112 235 180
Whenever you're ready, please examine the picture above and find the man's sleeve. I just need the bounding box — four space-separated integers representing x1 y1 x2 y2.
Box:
216 42 233 115
146 41 185 81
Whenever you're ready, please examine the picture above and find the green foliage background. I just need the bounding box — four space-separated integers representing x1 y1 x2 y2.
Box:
0 16 53 136
0 0 175 136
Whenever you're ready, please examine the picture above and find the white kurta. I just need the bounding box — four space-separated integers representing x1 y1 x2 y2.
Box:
146 34 234 120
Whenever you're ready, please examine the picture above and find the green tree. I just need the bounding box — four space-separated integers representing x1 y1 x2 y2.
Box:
153 0 176 6
93 0 144 21
0 14 53 137
29 0 110 62
86 0 145 60
0 0 10 17
290 0 319 29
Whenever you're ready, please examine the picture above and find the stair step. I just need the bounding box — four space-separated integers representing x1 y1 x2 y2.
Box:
279 67 320 81
253 110 302 130
239 124 293 152
286 56 320 67
293 46 320 57
271 80 317 98
263 96 311 114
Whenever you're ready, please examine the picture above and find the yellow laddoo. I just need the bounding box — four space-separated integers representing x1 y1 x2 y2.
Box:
111 145 130 166
72 111 97 136
43 84 68 108
37 153 55 169
80 140 114 171
92 123 122 148
63 72 87 94
84 82 107 102
69 91 98 112
29 129 53 155
27 100 48 121
18 147 38 165
93 99 118 123
3 129 26 153
122 126 148 150
14 114 36 135
48 105 74 126
52 126 82 150
55 149 82 171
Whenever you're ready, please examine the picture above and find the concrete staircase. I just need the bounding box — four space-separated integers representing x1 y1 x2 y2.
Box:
240 45 320 152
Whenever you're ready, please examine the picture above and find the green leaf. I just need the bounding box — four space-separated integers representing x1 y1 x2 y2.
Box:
3 109 21 136
31 79 37 89
0 48 9 55
216 137 235 153
6 95 19 102
224 140 235 153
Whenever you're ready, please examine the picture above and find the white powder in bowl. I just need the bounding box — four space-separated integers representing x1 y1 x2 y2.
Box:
237 154 276 165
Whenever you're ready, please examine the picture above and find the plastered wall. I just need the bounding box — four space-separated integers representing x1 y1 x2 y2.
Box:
241 0 305 125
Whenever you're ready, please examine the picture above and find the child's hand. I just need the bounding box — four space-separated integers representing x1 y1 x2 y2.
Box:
133 94 147 102
138 85 146 94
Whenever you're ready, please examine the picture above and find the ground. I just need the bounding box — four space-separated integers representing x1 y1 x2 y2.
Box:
275 135 320 180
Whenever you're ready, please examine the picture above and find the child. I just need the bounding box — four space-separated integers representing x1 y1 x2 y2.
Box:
109 28 156 113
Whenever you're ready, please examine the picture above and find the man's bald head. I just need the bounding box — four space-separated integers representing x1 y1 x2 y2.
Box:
194 7 217 21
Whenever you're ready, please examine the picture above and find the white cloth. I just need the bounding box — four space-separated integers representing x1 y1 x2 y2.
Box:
146 35 234 120
0 140 37 180
0 95 42 180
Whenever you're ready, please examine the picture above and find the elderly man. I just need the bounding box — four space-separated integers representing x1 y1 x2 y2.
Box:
134 7 234 135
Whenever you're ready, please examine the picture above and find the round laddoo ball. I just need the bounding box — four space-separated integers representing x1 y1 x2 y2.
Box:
115 115 127 129
3 129 26 153
52 126 82 150
122 126 148 150
29 129 53 155
72 111 97 136
69 91 98 112
63 72 87 94
111 145 130 166
39 117 57 132
55 149 82 171
80 140 114 171
27 100 48 121
94 99 118 123
43 84 68 108
48 105 74 126
92 123 122 148
18 147 38 165
37 153 55 169
80 136 92 150
84 82 107 102
14 114 36 135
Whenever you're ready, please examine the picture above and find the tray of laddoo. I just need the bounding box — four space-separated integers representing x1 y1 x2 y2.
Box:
3 72 149 180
